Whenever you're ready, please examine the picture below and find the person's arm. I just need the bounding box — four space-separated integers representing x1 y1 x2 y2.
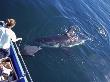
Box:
9 29 22 42
0 21 5 26
14 38 22 42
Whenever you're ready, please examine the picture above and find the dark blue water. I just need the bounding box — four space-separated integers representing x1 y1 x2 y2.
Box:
1 0 110 82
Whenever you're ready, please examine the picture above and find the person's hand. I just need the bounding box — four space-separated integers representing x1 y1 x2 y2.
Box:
18 38 22 41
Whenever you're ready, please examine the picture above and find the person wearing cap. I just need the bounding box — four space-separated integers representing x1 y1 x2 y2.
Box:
0 62 12 81
0 19 22 57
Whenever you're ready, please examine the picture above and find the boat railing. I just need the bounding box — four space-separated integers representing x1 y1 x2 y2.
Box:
14 42 33 82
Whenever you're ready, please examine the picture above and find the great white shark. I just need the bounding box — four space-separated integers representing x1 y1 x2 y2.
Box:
33 27 88 48
23 27 88 56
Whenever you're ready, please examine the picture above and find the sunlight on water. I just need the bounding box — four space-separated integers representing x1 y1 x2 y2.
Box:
97 26 108 38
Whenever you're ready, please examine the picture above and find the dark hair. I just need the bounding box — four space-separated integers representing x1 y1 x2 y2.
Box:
6 19 16 28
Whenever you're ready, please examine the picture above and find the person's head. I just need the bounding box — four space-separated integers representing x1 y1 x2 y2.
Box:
6 19 16 29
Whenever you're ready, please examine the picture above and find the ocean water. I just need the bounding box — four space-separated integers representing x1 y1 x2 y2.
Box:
0 0 110 82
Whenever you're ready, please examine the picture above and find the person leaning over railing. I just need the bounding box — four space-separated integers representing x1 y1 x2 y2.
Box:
0 19 22 58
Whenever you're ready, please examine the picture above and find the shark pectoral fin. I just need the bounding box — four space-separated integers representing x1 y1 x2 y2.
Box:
23 45 42 56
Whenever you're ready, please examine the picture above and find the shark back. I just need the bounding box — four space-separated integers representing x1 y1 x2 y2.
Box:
33 26 87 48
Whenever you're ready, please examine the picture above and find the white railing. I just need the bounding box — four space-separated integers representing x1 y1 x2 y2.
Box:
14 42 33 82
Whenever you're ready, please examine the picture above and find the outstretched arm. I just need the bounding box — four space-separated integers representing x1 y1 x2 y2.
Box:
14 38 22 42
9 29 22 42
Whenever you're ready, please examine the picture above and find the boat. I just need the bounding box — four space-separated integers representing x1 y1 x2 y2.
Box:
0 41 33 82
0 22 33 82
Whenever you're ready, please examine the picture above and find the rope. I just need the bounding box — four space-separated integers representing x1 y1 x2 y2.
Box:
14 42 33 82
